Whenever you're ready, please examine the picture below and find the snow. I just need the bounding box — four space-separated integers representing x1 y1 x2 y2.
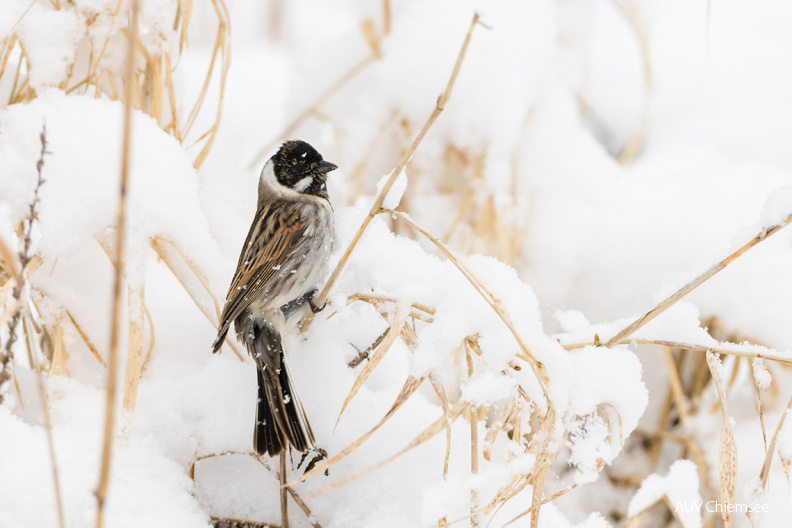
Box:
15 3 85 93
628 459 702 528
3 0 792 527
374 168 408 210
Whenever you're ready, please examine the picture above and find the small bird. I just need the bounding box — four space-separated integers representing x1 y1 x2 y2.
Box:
212 140 337 457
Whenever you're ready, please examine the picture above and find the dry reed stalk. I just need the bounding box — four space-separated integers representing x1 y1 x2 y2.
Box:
347 292 435 321
347 327 387 368
661 346 715 498
247 54 376 171
500 484 579 528
759 394 792 487
0 235 22 292
122 286 145 411
305 399 470 498
285 488 323 528
48 315 69 376
149 237 245 361
610 0 652 164
749 361 768 457
164 54 181 141
65 310 106 367
565 337 792 366
429 372 453 478
607 215 792 348
302 13 484 329
2 125 47 403
290 374 426 485
150 237 220 318
23 314 66 528
383 0 391 34
464 342 479 528
386 209 549 392
210 518 277 528
335 305 407 428
94 2 138 526
2 126 66 528
705 351 737 528
279 451 289 528
192 0 230 170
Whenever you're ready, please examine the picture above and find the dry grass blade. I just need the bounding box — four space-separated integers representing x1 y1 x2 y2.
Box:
661 346 714 497
122 287 145 411
464 342 479 527
561 336 792 366
210 517 277 528
286 486 323 528
759 394 792 487
65 310 106 367
303 13 484 330
706 351 737 528
528 408 559 528
49 315 69 376
2 124 66 528
306 399 470 498
289 375 425 485
605 213 792 348
23 315 66 528
387 209 549 393
750 359 768 455
335 306 407 429
192 0 230 170
428 373 452 478
503 482 579 527
624 513 644 528
95 2 139 526
610 0 652 164
0 234 21 287
150 237 244 361
279 452 289 528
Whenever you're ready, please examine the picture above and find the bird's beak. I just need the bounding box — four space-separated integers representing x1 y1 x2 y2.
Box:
316 161 338 175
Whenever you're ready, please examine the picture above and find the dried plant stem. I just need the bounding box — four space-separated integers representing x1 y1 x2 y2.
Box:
122 287 145 411
759 394 792 487
3 126 65 528
192 0 230 170
465 343 479 528
280 452 289 528
386 209 549 393
605 212 792 348
2 125 47 403
661 347 715 497
611 0 651 164
706 352 737 528
25 316 66 528
302 13 483 331
95 2 138 527
284 487 320 528
563 337 792 366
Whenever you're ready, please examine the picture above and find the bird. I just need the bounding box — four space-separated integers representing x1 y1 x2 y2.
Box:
212 139 337 457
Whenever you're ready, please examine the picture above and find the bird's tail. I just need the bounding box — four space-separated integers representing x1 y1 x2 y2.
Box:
249 320 315 457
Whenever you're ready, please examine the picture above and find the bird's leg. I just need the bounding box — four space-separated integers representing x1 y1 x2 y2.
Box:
303 289 325 313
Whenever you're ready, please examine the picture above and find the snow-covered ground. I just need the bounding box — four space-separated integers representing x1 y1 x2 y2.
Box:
2 0 792 527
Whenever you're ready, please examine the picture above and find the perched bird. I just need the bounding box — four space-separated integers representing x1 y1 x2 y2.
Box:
212 140 337 457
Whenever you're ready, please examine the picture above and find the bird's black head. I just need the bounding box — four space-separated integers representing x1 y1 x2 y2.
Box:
271 140 337 199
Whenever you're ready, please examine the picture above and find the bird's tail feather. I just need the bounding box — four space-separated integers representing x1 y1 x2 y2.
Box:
250 320 315 457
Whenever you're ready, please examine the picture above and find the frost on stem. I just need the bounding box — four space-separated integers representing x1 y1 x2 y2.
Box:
0 125 47 405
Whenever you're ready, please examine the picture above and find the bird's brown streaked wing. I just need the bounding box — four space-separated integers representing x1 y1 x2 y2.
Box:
214 201 308 350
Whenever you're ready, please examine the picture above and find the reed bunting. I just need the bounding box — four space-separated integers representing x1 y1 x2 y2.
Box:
213 140 337 456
